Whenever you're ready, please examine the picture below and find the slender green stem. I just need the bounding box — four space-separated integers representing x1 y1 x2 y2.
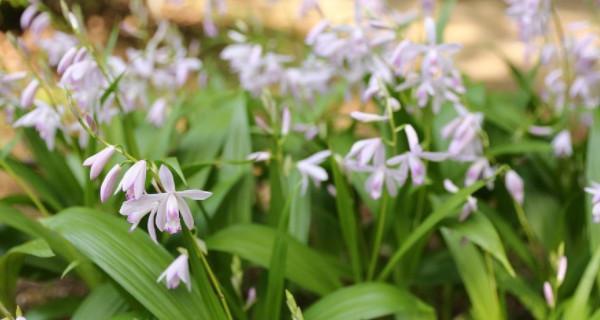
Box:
198 248 233 320
513 201 537 246
0 160 50 217
367 193 389 280
0 300 13 320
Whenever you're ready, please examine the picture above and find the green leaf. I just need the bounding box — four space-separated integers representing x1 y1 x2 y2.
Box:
22 129 83 206
43 208 227 320
288 170 311 243
586 110 600 253
564 246 600 320
72 284 128 320
0 203 101 288
448 212 515 276
378 179 489 280
330 157 362 282
435 0 456 43
496 268 547 320
0 239 54 310
206 224 350 295
487 140 551 157
303 283 435 320
442 227 502 320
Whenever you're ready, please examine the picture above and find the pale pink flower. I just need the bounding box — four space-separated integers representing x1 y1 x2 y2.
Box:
505 170 524 205
101 164 121 202
543 281 554 308
465 158 495 187
350 111 388 123
13 100 61 150
147 98 168 127
158 253 191 291
297 150 331 194
118 160 147 200
528 125 553 137
20 79 39 108
386 125 447 185
441 109 483 158
345 138 384 168
552 130 572 158
119 165 212 241
83 146 116 179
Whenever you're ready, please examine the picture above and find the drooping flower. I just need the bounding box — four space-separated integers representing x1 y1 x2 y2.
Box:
350 111 388 123
100 164 121 202
147 98 168 127
551 130 572 158
465 158 495 187
543 281 554 308
83 146 116 179
20 79 39 108
119 165 212 241
297 150 332 194
505 170 525 205
345 138 384 168
118 160 147 200
386 125 447 185
557 255 567 285
158 253 191 291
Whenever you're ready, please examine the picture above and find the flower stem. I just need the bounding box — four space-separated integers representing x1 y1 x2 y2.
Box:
367 192 389 280
198 248 234 320
0 300 13 320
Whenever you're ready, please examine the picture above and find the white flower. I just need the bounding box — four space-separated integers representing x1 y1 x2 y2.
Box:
387 125 447 185
297 150 332 194
158 253 191 291
551 130 572 158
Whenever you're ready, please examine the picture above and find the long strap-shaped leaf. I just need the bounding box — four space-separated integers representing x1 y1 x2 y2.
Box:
303 282 435 320
0 204 101 288
206 224 351 295
377 179 488 280
563 246 600 319
442 227 502 320
43 208 227 320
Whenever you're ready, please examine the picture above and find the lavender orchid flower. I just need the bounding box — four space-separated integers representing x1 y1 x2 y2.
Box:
118 160 148 200
101 164 121 203
13 100 61 150
386 124 447 185
505 170 525 205
158 253 191 291
119 165 212 242
83 145 116 179
297 150 332 194
552 130 573 158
